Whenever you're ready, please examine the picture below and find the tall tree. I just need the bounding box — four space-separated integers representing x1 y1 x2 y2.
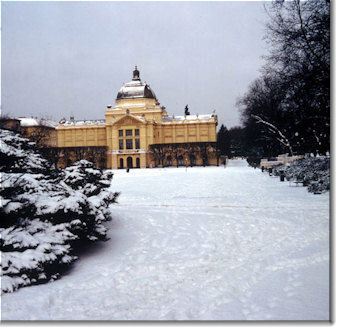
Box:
238 73 289 156
238 0 330 157
217 124 230 156
265 0 330 154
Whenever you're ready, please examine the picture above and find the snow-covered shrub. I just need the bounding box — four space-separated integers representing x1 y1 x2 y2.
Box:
62 160 114 196
1 220 77 293
0 129 49 173
0 129 119 293
274 156 330 194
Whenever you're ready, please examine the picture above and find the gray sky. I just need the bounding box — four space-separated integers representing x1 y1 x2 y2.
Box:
2 1 269 128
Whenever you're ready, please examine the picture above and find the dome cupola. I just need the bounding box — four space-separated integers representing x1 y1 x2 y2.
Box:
116 66 157 100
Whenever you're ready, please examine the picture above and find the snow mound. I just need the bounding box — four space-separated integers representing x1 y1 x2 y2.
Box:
1 162 329 320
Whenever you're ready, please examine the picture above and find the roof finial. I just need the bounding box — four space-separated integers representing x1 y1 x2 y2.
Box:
133 65 140 81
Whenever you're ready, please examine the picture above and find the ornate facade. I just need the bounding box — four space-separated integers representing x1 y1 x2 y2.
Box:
56 67 218 169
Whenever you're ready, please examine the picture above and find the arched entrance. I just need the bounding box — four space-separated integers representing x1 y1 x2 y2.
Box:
119 158 124 169
127 156 133 169
136 157 140 168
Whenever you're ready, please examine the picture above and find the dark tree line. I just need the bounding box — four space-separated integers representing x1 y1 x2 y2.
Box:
217 124 246 158
236 0 330 158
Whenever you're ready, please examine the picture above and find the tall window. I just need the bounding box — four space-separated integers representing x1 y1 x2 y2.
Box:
118 128 140 150
126 139 133 149
119 139 124 150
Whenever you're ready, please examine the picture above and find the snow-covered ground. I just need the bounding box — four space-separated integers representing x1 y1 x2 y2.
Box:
1 160 329 320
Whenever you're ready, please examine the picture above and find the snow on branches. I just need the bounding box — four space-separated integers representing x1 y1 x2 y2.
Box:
0 129 119 293
252 115 294 156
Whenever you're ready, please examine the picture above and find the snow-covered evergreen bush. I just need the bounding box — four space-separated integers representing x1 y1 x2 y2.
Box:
0 129 119 293
274 157 330 194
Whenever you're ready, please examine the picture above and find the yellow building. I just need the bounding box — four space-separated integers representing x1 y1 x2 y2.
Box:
56 67 218 169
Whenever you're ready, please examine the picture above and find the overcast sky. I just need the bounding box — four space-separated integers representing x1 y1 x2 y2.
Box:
2 1 270 128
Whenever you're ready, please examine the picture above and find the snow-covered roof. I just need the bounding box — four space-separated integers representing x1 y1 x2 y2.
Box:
58 119 106 126
162 114 217 123
17 117 57 128
116 80 157 100
114 103 156 110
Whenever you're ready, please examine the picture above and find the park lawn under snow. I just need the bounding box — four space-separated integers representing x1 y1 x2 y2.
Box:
1 160 329 320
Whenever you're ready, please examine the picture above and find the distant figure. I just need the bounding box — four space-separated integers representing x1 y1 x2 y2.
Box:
126 168 130 173
185 105 190 116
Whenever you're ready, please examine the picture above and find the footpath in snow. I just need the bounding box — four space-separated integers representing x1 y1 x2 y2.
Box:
1 160 329 320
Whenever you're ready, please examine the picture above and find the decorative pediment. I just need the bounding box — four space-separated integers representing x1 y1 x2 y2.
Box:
112 114 146 127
